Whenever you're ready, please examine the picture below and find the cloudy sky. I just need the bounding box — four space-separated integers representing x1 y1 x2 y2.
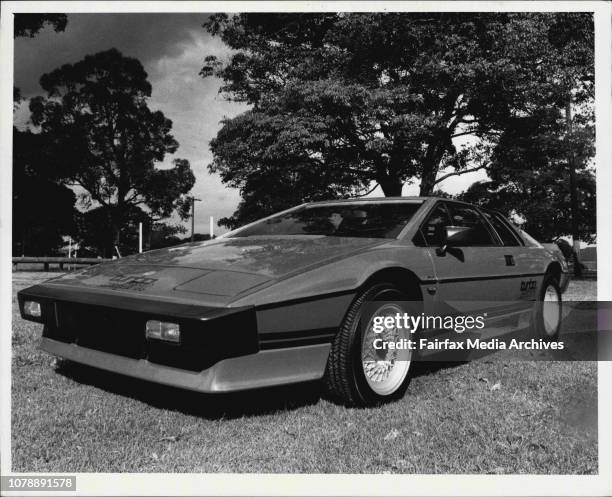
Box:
14 13 485 234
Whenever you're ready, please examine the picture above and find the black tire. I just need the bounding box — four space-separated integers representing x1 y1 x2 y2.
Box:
324 283 417 406
534 274 562 340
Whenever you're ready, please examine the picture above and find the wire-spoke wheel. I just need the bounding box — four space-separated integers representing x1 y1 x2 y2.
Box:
324 283 418 406
360 303 412 396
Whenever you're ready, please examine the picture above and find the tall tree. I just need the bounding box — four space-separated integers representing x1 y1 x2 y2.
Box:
13 13 74 256
459 107 595 244
30 49 195 256
202 13 590 226
461 13 594 251
547 13 594 272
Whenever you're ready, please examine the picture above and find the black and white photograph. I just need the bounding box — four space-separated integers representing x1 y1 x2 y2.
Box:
1 1 611 496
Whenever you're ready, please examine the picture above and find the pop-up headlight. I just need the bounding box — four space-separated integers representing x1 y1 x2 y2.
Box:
145 320 180 343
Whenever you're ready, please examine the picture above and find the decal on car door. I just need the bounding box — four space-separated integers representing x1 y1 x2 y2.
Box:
519 279 537 300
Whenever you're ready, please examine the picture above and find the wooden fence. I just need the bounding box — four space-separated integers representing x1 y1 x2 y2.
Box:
12 257 111 271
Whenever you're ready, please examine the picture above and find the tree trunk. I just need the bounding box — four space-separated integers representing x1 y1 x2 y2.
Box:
378 176 403 196
113 227 121 251
419 175 435 196
419 162 439 196
565 95 582 278
419 137 447 196
108 208 121 258
110 224 121 257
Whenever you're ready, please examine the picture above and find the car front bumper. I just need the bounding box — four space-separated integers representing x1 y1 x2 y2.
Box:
40 337 331 392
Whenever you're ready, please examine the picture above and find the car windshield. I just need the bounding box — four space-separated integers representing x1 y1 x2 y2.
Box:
231 202 423 239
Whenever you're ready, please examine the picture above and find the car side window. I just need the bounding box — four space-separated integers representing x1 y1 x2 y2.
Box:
445 203 496 246
415 203 452 246
482 211 522 246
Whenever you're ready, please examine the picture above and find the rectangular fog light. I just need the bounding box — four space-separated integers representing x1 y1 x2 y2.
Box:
24 300 42 318
145 320 180 343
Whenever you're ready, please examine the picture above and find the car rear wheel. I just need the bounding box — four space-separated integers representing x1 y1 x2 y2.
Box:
324 283 416 406
534 274 562 340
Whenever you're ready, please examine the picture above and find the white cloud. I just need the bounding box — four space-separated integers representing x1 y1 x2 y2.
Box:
145 30 249 234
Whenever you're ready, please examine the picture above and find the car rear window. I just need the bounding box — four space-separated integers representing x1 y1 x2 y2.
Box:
445 203 497 246
232 202 423 239
482 211 523 246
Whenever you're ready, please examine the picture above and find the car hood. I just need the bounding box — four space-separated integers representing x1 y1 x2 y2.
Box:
41 236 386 301
118 235 385 276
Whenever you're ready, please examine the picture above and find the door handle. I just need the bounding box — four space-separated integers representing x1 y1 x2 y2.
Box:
504 255 515 266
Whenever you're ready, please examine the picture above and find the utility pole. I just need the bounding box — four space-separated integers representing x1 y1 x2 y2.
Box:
189 196 202 243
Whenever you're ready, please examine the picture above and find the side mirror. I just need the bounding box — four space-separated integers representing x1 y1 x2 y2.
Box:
436 226 471 255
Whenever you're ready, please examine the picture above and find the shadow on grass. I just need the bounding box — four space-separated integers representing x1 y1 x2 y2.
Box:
55 360 323 420
55 359 467 418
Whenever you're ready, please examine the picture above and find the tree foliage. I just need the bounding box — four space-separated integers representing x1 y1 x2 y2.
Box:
14 14 67 38
459 108 595 242
30 49 195 255
203 13 593 228
460 13 595 243
13 129 78 255
212 108 369 228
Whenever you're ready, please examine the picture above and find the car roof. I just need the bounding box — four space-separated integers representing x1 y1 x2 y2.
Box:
305 196 487 209
307 196 443 205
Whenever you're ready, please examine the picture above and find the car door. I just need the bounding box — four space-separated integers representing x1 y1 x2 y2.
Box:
416 201 520 317
480 209 547 301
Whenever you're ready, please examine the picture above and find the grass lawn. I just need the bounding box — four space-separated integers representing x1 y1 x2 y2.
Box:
11 272 597 473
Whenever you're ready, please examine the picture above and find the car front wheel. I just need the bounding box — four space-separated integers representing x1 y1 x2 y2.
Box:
324 283 416 406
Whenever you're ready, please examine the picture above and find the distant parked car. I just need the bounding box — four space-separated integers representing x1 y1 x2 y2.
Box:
580 246 597 276
542 238 589 277
542 240 573 274
19 197 570 406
